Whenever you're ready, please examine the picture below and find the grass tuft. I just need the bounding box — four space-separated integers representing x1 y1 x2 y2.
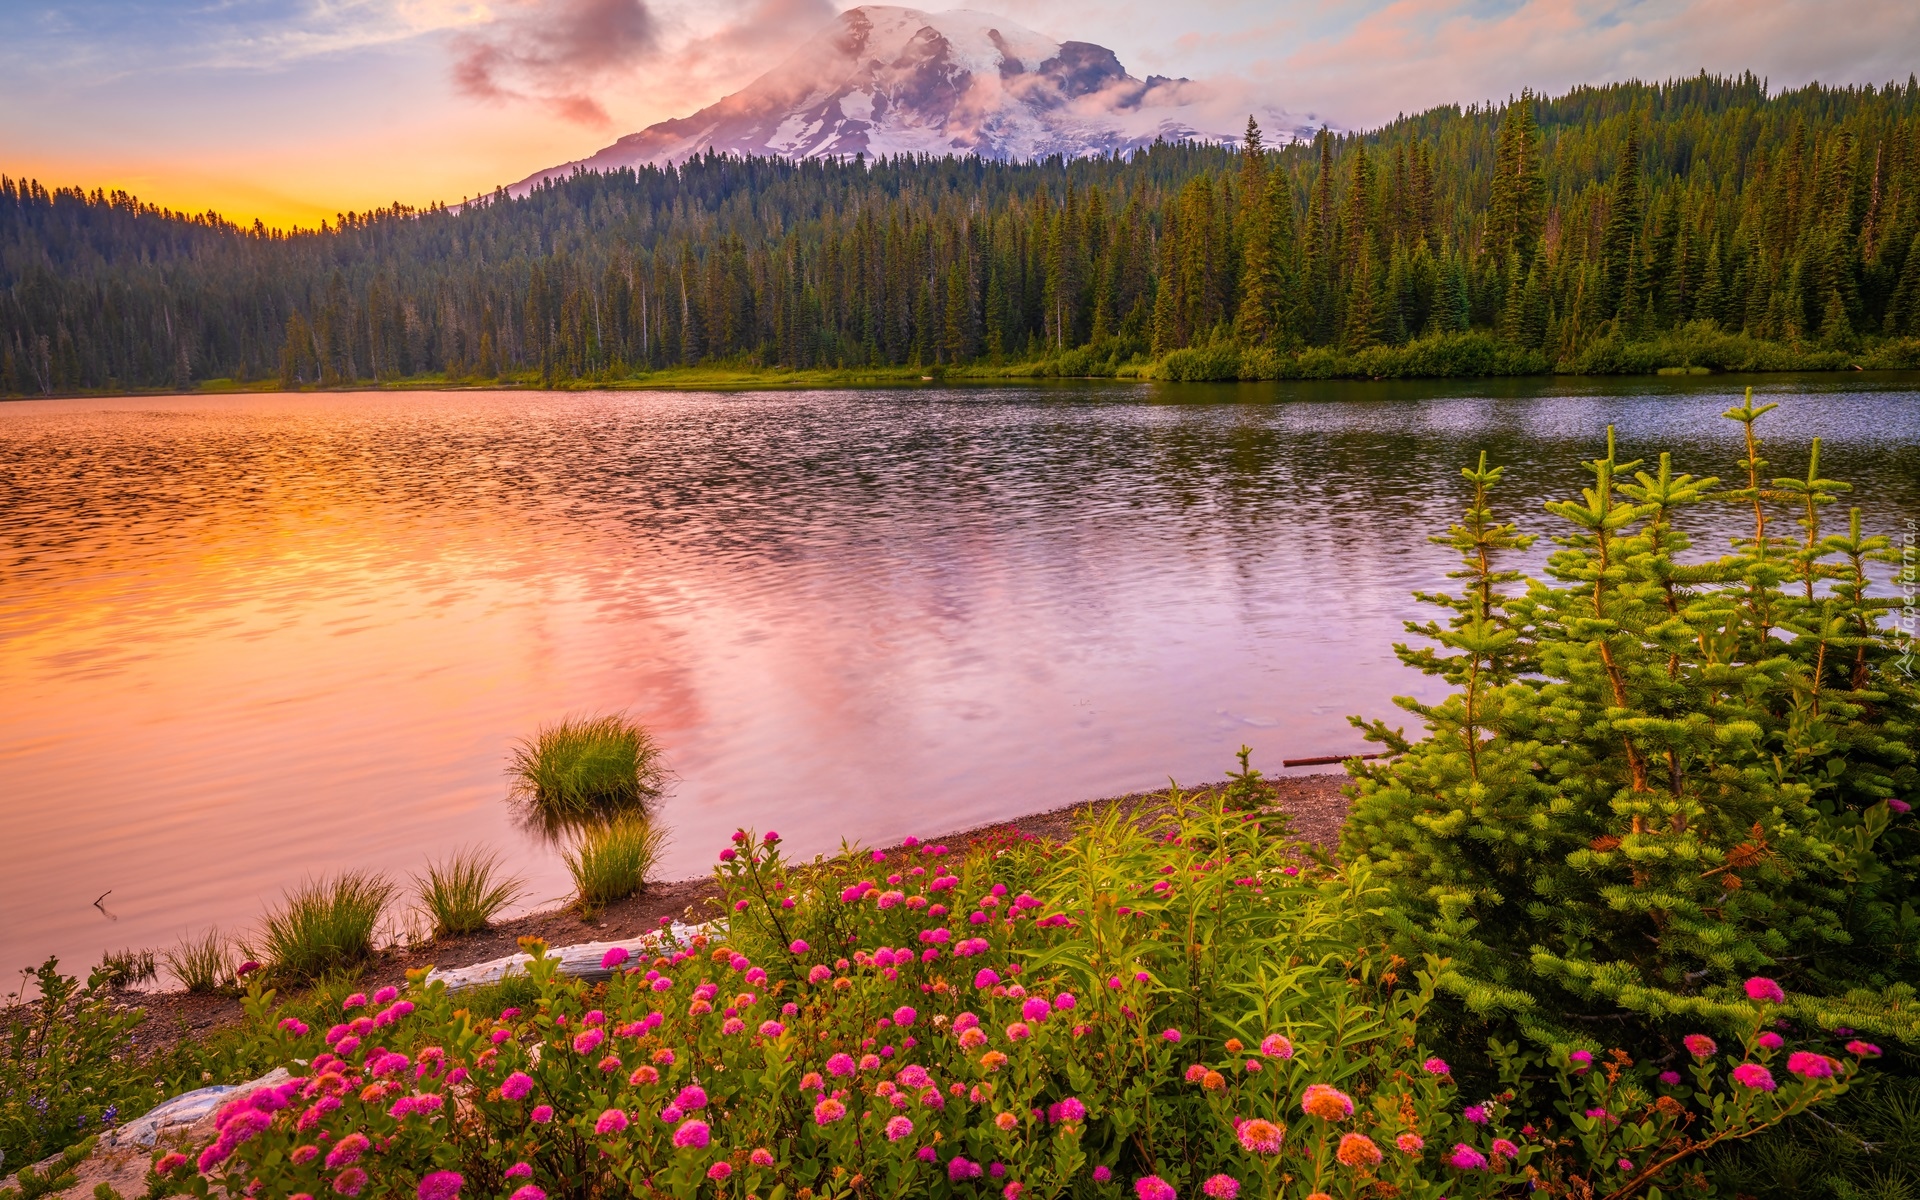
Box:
163 928 234 993
566 815 668 912
509 713 665 831
412 846 526 939
256 871 396 981
93 947 157 990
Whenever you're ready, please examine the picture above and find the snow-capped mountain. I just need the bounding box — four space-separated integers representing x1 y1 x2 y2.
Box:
514 6 1304 188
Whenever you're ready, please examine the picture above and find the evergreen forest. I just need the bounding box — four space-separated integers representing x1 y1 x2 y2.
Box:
8 72 1920 394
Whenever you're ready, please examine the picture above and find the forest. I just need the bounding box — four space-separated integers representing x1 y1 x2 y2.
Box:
6 71 1920 393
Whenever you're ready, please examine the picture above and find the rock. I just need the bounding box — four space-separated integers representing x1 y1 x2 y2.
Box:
423 924 710 992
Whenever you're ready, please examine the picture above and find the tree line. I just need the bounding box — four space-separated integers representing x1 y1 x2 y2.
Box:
5 71 1920 393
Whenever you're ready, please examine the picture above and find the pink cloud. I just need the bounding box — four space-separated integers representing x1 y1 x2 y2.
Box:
452 0 658 126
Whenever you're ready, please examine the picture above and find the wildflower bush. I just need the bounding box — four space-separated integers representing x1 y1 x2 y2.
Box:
158 797 1870 1200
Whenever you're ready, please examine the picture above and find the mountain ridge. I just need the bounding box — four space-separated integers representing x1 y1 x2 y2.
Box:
513 5 1305 190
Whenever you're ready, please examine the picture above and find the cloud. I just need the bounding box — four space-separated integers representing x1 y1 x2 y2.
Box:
452 0 660 125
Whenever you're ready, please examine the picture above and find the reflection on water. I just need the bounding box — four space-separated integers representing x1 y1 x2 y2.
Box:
3 376 1918 979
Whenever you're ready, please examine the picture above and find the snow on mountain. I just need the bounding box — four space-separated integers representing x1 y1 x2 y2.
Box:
513 6 1306 189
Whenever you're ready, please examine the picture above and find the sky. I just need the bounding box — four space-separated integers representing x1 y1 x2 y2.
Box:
3 0 1917 228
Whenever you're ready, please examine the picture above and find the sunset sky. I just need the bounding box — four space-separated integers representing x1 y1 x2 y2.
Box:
4 0 1917 228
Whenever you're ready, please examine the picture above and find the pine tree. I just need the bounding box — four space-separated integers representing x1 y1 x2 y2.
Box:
1600 129 1644 321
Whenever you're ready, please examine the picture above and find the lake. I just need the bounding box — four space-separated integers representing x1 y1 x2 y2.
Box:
3 376 1918 983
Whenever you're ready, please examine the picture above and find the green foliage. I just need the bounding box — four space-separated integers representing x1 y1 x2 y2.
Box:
1344 393 1920 1050
6 75 1920 391
411 846 526 939
161 929 233 995
255 872 397 983
565 815 667 911
509 713 665 829
1 957 147 1168
1707 1071 1920 1200
0 1136 96 1200
93 949 156 991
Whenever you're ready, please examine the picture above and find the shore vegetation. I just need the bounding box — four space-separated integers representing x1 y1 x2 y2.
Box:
255 872 397 983
566 814 668 912
509 713 666 831
413 848 527 940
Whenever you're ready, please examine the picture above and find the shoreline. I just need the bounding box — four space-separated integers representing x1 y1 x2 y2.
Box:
7 362 1920 403
57 773 1349 1052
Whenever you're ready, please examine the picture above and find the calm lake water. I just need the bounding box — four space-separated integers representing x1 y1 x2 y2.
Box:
4 377 1918 982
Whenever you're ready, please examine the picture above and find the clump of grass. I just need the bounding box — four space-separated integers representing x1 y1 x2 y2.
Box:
256 871 396 981
93 948 156 990
412 846 526 939
566 815 668 912
509 713 665 830
162 928 234 993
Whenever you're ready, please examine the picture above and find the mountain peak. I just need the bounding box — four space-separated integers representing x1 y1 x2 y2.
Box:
515 6 1266 189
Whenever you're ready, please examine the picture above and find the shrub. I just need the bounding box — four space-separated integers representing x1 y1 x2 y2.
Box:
509 713 665 829
412 847 526 939
1344 395 1920 1050
0 960 144 1168
163 928 234 994
170 799 1861 1200
566 815 667 910
93 948 156 990
255 871 396 982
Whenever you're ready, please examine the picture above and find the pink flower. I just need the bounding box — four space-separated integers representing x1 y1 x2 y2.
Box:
1093 1166 1114 1183
827 1053 856 1076
885 1115 914 1141
1745 977 1786 1004
894 1006 918 1026
1756 1032 1785 1050
501 1072 534 1101
1448 1144 1488 1170
949 1158 983 1181
509 1188 547 1200
342 993 367 1011
1021 998 1051 1021
1684 1034 1717 1058
325 1134 370 1170
417 1171 463 1200
595 1109 629 1135
1395 1133 1424 1154
505 1164 532 1179
975 969 1001 989
1161 1029 1182 1043
672 1119 711 1148
1134 1176 1176 1200
1732 1063 1777 1091
1006 1023 1032 1041
1847 1040 1883 1057
372 986 399 1005
1236 1119 1284 1154
790 940 810 954
707 1163 733 1180
572 1029 605 1055
1889 799 1912 814
332 1168 367 1196
1659 1071 1682 1085
759 1020 786 1037
1201 1176 1239 1200
1421 1056 1449 1075
279 1017 310 1036
1491 1138 1518 1160
600 947 630 970
530 1105 553 1124
154 1153 189 1176
718 849 737 862
1463 1104 1489 1124
659 1105 685 1123
815 1098 848 1125
722 1018 747 1035
751 1149 775 1167
1787 1052 1835 1079
1005 1185 1025 1200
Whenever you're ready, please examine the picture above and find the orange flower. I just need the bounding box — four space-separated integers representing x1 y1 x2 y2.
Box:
1224 1039 1244 1054
1301 1083 1355 1121
980 1051 1009 1072
1335 1133 1382 1168
994 1112 1018 1131
1201 1071 1226 1091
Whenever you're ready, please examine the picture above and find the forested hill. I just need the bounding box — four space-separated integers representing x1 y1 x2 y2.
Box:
6 71 1920 394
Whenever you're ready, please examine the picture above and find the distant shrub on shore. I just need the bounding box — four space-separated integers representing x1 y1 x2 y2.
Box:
255 871 396 982
509 713 665 829
162 928 233 994
92 948 155 990
565 814 666 911
412 846 525 939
